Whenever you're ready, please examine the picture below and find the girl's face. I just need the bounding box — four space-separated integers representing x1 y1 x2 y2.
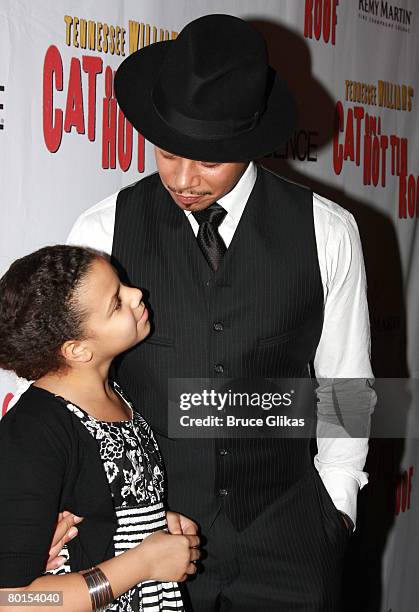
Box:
77 257 150 362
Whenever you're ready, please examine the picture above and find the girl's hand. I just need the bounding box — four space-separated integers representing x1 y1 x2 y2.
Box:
46 511 84 571
139 530 200 582
166 511 198 535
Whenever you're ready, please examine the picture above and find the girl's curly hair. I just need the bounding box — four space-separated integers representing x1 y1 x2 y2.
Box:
0 245 101 380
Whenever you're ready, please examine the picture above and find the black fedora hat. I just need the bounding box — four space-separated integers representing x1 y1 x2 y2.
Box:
114 14 297 162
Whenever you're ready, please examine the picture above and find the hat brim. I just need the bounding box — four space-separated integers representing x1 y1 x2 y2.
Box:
114 41 298 162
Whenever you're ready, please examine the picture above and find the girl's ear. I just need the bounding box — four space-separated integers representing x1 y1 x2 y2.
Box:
61 340 93 365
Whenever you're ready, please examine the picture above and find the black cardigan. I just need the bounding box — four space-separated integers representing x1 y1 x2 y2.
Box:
0 385 119 587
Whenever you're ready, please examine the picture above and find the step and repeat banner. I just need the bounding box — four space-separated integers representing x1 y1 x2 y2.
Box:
0 1 418 610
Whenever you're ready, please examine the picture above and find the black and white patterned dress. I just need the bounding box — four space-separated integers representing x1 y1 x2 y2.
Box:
47 382 184 611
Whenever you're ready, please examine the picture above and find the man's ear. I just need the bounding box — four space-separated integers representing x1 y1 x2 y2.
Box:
61 340 93 365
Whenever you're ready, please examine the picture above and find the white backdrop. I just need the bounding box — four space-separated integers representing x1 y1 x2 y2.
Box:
1 2 418 610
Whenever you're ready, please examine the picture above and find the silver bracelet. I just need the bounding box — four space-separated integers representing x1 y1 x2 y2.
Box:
79 566 115 611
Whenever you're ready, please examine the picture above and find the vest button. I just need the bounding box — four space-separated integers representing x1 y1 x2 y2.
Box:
219 448 228 456
205 279 211 287
218 488 228 497
214 363 224 374
213 322 224 332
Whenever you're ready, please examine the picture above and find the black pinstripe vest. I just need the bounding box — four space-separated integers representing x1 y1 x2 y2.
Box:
111 166 324 530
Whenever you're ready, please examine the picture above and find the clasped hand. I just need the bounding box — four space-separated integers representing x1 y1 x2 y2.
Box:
46 509 200 572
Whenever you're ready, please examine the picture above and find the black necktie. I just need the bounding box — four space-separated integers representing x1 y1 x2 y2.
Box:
192 203 227 271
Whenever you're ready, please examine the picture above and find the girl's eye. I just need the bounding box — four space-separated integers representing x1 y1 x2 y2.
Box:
201 162 219 168
114 296 122 311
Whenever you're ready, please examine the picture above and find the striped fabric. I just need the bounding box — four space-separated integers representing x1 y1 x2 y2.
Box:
110 502 182 611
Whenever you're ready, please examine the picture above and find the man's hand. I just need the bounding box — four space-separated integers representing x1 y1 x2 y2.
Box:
338 510 354 533
45 511 84 571
166 511 198 535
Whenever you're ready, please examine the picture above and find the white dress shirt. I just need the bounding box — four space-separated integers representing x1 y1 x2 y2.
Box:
68 162 376 528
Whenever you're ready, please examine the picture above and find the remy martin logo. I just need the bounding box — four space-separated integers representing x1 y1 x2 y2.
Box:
358 1 412 32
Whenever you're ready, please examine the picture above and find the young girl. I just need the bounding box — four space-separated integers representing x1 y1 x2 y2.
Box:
0 245 200 611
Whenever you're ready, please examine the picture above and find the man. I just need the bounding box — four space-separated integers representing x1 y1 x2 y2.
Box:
64 14 375 611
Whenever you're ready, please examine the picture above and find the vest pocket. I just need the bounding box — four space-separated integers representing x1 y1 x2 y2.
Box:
257 327 298 347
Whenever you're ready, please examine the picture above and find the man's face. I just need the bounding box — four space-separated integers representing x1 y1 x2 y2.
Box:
155 146 249 212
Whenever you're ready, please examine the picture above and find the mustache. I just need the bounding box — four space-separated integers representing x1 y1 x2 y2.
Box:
167 185 212 197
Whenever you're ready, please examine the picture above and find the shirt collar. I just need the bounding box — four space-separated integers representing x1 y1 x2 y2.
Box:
184 161 257 224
